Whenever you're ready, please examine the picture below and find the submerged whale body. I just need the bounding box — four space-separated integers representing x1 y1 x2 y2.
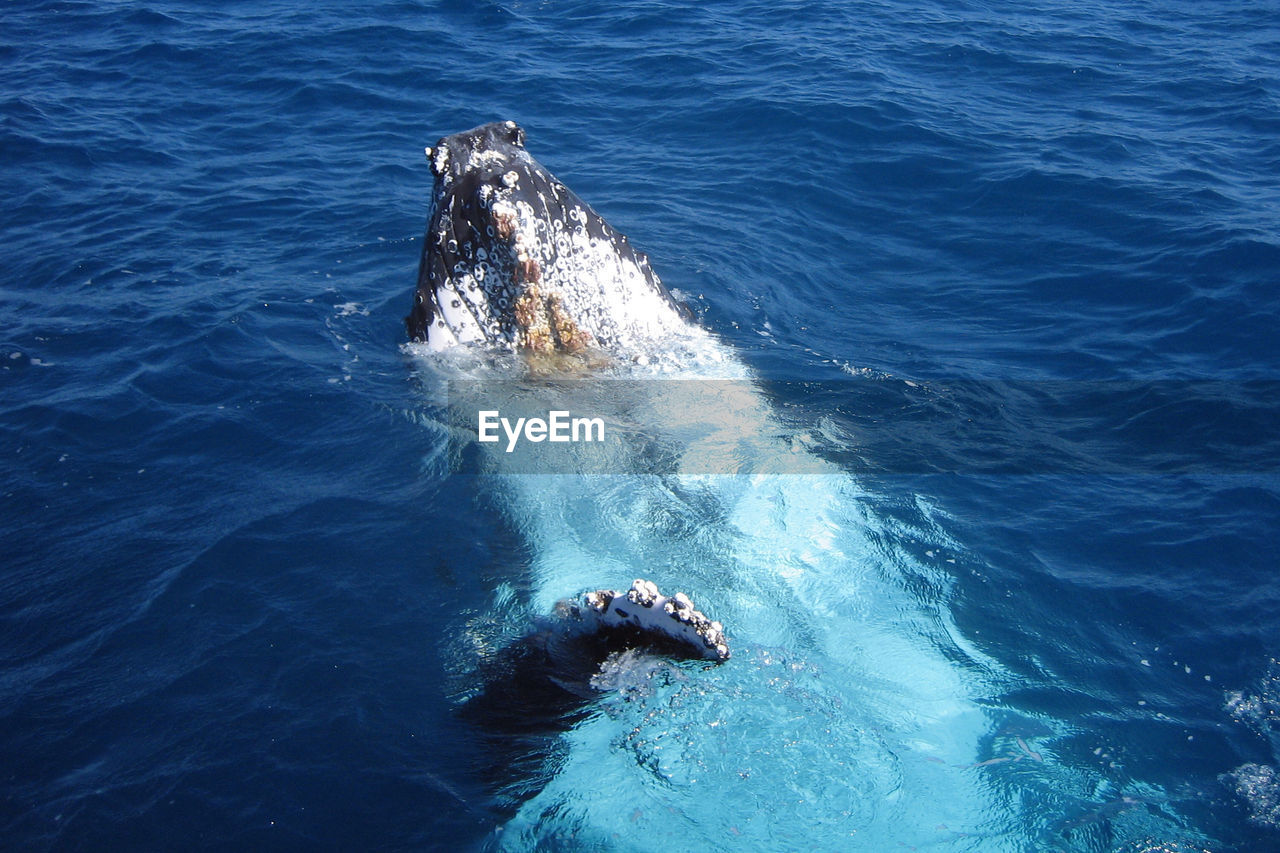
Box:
406 120 689 353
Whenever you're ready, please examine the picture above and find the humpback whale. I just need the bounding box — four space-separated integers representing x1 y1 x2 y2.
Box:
407 120 689 354
409 120 730 663
406 123 1022 851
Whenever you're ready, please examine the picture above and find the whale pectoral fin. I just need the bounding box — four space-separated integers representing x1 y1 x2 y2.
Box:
569 580 730 662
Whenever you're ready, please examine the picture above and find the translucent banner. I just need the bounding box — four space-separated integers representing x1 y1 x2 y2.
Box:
442 379 1280 475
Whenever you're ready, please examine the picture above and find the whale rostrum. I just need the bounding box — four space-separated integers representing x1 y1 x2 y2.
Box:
407 121 689 354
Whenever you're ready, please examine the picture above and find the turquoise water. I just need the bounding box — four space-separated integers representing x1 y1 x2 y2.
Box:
3 1 1279 850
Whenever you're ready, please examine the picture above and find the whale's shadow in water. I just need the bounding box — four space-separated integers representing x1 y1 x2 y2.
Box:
457 612 713 809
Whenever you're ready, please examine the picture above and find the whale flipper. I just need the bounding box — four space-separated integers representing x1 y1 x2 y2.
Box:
561 579 730 662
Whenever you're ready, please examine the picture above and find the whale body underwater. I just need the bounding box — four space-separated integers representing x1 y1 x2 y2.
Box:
405 122 1027 850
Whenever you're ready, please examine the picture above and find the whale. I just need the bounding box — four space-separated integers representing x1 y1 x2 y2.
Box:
405 123 1028 850
407 120 690 355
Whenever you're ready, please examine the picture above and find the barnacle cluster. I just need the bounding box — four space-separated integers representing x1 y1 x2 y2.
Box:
513 283 594 355
579 578 730 662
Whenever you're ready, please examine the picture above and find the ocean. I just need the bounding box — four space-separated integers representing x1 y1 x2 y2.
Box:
3 1 1279 850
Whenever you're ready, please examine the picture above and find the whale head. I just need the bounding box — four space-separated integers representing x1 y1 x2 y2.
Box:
406 121 688 353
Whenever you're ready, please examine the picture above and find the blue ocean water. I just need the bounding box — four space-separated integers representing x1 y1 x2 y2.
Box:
3 0 1280 850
